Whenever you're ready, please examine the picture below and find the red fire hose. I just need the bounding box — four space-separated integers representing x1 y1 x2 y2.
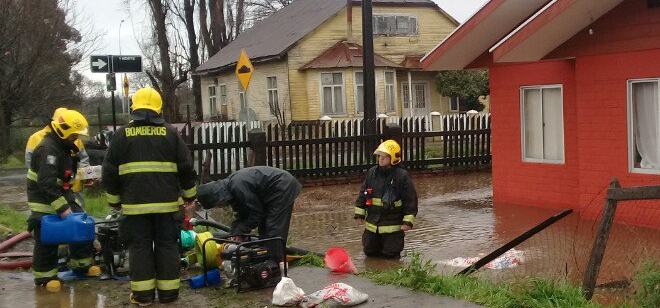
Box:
0 231 31 253
0 260 32 269
0 231 33 269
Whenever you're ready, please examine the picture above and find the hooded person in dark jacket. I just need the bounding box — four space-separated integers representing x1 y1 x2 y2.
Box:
195 166 302 262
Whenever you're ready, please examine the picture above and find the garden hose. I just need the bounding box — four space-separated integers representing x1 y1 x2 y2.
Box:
180 230 196 249
194 232 219 269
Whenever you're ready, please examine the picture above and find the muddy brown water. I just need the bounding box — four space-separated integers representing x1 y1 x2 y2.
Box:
2 170 660 306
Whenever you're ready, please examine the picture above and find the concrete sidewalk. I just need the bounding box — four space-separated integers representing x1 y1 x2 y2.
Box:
287 267 484 308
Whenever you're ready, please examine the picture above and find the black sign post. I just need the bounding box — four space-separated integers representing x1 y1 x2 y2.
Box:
106 73 117 131
91 54 142 131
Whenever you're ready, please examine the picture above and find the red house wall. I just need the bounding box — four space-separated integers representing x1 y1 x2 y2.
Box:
489 50 660 227
490 60 579 209
488 0 660 227
575 49 660 227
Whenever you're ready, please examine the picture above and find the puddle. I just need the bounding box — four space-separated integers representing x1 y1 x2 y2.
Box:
0 272 106 308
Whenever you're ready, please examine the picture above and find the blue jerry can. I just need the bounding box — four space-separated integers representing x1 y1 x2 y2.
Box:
41 213 96 245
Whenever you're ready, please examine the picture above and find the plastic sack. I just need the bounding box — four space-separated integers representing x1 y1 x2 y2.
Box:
300 283 368 308
272 277 306 306
441 248 526 270
75 165 102 180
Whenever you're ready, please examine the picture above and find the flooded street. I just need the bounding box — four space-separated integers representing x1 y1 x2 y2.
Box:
3 170 660 306
284 172 498 271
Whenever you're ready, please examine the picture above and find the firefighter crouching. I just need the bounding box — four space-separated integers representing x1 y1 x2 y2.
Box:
102 87 197 305
27 110 99 290
354 140 418 259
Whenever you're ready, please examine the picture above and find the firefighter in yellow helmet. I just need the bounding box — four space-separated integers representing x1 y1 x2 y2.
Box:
27 110 99 290
103 87 197 305
26 108 92 208
354 140 418 259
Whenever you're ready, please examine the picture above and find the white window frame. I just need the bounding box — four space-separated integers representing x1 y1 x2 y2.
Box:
208 85 217 116
319 71 347 116
627 78 660 174
219 84 227 106
354 70 380 115
401 82 430 111
267 76 278 116
520 84 565 164
373 14 418 37
384 70 397 114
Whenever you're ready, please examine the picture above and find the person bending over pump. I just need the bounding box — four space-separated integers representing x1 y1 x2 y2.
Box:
195 166 302 263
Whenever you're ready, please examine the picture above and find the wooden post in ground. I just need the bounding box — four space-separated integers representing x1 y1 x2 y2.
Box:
96 106 103 134
186 105 193 144
383 123 402 145
248 128 267 167
582 177 621 300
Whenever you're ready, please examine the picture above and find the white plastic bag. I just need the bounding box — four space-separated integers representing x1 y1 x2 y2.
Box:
272 277 306 306
75 165 102 180
300 283 369 307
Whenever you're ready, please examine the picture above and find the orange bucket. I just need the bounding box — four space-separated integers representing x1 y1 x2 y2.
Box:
324 247 357 273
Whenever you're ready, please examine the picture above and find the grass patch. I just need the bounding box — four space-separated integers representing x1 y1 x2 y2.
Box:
83 190 112 219
292 253 325 268
0 152 25 169
0 204 28 236
634 260 660 308
363 252 614 308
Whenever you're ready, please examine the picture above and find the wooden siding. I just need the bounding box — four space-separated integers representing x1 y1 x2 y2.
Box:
200 60 290 122
287 5 457 121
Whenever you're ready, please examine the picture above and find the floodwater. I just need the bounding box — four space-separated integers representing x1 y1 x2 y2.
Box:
3 170 660 306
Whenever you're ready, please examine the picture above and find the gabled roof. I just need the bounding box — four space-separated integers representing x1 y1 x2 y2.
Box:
300 41 403 70
491 0 625 63
421 0 633 70
197 0 454 75
421 0 552 70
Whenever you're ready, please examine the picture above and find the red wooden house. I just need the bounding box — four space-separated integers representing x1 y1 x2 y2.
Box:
422 0 660 225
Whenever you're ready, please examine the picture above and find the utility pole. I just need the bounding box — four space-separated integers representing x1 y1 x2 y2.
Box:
362 0 377 138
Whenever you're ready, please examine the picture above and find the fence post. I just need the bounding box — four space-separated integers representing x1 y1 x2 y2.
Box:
97 106 103 134
186 105 193 144
582 177 621 300
248 128 267 166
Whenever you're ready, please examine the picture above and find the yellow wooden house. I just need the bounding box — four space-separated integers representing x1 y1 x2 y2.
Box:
196 0 460 123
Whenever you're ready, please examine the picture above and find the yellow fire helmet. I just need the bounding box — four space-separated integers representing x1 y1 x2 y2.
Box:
51 110 89 139
374 139 402 165
52 107 68 120
131 87 163 114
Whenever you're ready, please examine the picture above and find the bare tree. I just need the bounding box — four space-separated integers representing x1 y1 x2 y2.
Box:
122 0 295 124
247 0 293 23
0 0 98 159
146 0 188 122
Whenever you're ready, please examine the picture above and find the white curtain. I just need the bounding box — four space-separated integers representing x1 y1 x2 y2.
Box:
542 88 563 161
633 82 660 169
523 88 543 159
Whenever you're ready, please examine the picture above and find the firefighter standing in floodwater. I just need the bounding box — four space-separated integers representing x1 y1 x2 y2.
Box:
355 140 418 259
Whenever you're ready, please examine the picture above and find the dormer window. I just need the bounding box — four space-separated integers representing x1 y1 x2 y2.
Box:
373 14 418 37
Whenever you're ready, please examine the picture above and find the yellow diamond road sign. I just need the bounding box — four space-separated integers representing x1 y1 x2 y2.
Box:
235 50 253 91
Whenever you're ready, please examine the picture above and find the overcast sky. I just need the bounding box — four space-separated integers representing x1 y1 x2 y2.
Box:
76 0 488 83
